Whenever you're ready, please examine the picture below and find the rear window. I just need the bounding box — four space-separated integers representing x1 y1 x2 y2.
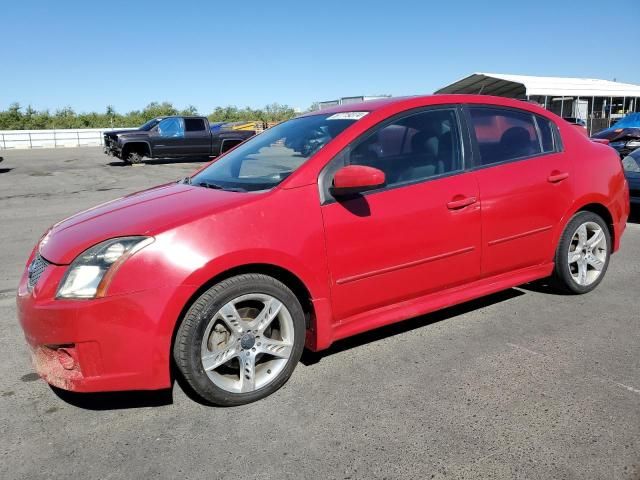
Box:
185 118 206 132
536 115 556 153
468 107 544 165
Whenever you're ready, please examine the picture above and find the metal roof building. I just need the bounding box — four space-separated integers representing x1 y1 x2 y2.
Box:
436 73 640 133
318 95 391 110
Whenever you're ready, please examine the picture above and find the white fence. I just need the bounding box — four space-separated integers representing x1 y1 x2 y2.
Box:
0 128 136 150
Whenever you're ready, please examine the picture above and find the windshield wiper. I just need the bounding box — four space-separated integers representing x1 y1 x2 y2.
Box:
180 176 192 184
197 181 225 190
197 181 246 192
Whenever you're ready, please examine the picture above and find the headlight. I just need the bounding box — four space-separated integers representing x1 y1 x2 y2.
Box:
57 236 153 299
622 155 640 173
626 140 640 149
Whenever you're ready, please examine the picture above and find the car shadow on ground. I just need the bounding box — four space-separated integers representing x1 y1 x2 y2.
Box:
300 288 525 366
49 288 526 410
50 386 173 410
0 168 12 174
517 279 571 296
107 157 210 167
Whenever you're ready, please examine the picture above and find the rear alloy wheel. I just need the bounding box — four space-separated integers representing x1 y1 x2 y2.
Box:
552 211 611 294
173 274 305 406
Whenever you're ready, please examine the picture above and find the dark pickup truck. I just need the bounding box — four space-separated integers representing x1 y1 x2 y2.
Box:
103 116 255 164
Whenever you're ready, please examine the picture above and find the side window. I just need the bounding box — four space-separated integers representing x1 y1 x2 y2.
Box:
157 118 185 138
348 109 462 187
184 118 206 132
535 115 556 153
468 107 542 165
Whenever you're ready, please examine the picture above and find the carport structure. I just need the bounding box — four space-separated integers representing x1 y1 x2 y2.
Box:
436 73 640 134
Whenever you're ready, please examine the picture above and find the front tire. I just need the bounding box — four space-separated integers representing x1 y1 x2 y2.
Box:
125 151 143 164
173 274 305 406
552 211 611 294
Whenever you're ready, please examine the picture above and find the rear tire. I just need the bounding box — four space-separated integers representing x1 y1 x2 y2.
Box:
173 274 305 406
551 211 611 294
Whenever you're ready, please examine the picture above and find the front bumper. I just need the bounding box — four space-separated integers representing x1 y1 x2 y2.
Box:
16 260 193 392
103 136 121 156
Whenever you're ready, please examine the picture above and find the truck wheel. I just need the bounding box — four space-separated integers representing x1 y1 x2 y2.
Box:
126 152 143 164
173 274 305 406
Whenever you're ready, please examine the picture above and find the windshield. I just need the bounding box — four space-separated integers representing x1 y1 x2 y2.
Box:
139 118 162 131
191 113 362 192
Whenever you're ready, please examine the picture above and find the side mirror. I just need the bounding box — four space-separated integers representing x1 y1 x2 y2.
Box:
331 165 385 196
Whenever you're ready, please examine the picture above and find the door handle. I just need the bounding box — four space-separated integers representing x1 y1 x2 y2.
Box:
447 196 477 210
548 171 569 183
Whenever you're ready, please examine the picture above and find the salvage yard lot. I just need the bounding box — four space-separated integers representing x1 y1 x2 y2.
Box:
0 147 639 479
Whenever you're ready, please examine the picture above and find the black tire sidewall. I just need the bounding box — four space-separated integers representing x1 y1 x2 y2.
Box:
174 274 305 406
554 211 611 294
128 152 142 164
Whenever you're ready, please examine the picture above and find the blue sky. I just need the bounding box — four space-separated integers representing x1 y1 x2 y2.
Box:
2 0 639 114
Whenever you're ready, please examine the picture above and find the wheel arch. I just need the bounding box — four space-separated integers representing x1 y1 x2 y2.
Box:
556 199 616 254
220 137 245 154
121 141 151 158
170 263 316 365
576 203 615 250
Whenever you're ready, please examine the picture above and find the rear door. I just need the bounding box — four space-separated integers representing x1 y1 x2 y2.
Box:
320 107 482 321
465 106 573 277
183 118 211 156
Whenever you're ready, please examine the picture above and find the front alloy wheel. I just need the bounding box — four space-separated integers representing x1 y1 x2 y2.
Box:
174 274 305 406
200 293 295 394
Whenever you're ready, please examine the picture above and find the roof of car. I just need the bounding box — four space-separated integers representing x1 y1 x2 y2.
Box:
301 94 553 118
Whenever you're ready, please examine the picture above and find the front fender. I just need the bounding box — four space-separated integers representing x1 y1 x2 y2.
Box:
182 249 328 301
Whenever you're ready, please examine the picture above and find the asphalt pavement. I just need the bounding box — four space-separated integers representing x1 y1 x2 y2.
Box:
0 148 638 479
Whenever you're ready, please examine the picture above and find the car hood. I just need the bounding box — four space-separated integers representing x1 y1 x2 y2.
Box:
40 183 259 264
113 130 151 139
104 129 137 137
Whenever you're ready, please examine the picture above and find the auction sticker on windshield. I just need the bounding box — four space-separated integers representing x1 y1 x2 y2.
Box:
326 112 369 120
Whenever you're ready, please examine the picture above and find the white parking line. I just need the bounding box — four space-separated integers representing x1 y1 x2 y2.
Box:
616 382 640 395
506 342 542 356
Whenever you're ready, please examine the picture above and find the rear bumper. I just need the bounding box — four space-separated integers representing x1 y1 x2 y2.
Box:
608 177 631 253
16 263 193 392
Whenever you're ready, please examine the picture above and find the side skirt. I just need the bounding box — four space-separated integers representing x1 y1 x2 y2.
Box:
320 262 554 347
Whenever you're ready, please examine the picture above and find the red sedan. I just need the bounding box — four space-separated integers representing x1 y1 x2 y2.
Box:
17 95 630 405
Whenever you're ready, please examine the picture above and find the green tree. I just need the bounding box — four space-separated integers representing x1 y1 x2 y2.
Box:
0 101 299 130
0 103 23 129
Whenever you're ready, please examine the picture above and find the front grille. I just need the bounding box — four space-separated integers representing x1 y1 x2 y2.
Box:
27 253 49 290
630 189 640 198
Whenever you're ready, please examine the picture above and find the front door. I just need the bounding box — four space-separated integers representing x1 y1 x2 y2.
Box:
150 117 186 157
320 107 482 321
